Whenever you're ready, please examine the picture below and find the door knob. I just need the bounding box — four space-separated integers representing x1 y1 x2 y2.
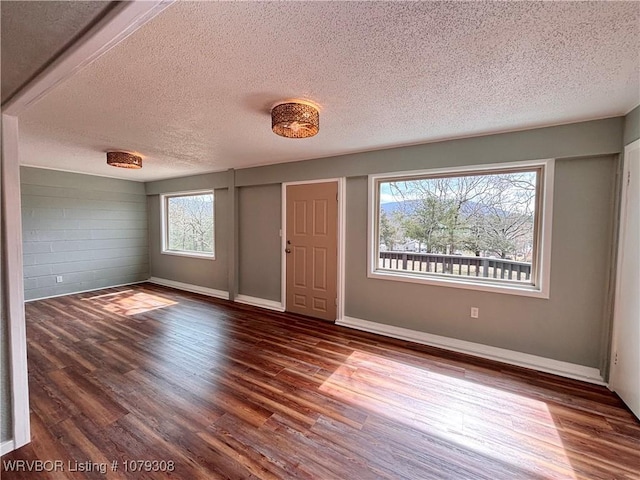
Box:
285 248 291 254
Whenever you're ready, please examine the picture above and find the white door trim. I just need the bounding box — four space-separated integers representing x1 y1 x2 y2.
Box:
281 178 346 322
609 138 640 402
1 0 173 454
2 114 30 450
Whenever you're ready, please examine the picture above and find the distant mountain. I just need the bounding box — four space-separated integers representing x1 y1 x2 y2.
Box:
380 200 418 215
380 199 512 217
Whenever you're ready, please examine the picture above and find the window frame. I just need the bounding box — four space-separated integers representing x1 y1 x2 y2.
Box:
160 189 216 260
367 159 554 298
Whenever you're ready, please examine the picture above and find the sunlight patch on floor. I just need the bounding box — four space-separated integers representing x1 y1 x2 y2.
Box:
86 290 178 316
319 350 576 479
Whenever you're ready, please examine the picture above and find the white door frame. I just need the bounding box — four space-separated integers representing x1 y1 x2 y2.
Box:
1 114 29 455
609 138 640 400
281 178 346 322
0 0 173 455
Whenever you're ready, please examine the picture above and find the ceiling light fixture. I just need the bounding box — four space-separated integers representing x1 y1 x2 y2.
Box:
271 101 319 138
106 151 142 169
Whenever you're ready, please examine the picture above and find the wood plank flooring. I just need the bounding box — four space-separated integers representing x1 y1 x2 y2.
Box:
2 283 639 479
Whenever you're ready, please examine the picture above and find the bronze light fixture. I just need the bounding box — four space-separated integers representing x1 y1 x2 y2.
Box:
107 151 142 169
271 101 319 138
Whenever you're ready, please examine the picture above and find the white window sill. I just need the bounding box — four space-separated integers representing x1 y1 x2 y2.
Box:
161 250 216 260
368 269 549 299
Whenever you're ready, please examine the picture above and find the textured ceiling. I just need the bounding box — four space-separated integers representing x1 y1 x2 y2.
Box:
1 1 114 104
16 1 640 182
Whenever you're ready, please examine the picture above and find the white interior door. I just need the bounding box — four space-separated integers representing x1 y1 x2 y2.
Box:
610 139 640 420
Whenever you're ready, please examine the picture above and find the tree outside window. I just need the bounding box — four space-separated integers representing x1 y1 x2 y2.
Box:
164 192 214 256
377 168 540 284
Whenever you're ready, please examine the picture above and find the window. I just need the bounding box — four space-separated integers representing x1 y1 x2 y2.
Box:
161 191 214 258
369 160 554 297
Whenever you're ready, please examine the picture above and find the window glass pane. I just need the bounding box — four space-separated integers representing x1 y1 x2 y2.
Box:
167 193 214 254
377 170 538 284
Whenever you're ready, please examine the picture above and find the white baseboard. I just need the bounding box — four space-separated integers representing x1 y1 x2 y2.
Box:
337 316 605 385
148 277 229 300
24 280 148 303
1 440 16 455
235 295 285 312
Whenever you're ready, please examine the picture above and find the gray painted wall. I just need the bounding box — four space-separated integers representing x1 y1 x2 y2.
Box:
236 117 623 186
13 117 622 386
345 156 616 368
147 189 229 291
145 171 228 195
624 105 639 145
238 184 281 301
21 167 149 300
228 119 622 369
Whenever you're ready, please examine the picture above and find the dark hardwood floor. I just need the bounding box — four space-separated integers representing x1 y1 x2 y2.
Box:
2 283 639 479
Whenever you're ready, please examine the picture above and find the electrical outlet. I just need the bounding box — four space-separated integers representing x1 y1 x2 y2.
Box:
56 276 63 283
470 307 479 318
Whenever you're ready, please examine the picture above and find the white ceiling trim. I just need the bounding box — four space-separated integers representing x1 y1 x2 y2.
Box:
3 0 174 116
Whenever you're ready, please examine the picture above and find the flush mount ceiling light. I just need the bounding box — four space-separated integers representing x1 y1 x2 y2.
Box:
271 101 319 138
106 151 142 169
